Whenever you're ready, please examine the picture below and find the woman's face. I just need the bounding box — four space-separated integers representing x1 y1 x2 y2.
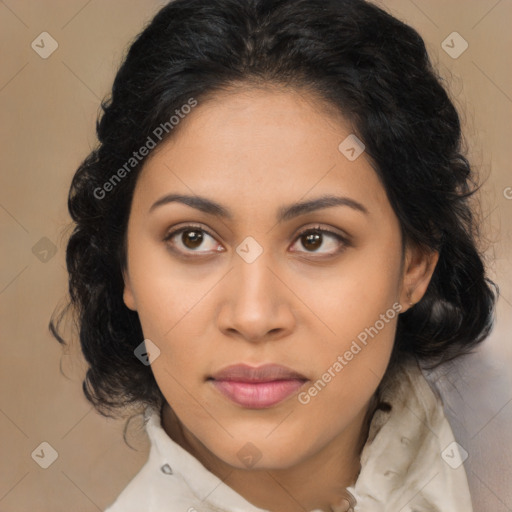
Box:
123 87 436 470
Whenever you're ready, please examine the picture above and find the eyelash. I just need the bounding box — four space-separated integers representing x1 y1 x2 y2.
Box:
163 223 351 258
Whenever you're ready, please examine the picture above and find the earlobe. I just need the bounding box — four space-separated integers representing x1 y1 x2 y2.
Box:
122 271 137 311
400 244 439 311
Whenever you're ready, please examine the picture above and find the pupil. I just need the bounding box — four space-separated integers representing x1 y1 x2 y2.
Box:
303 231 321 251
183 230 203 249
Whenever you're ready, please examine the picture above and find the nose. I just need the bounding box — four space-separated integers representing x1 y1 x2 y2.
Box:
216 251 296 343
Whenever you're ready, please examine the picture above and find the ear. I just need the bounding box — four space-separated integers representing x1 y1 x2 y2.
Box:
399 242 439 312
122 270 137 311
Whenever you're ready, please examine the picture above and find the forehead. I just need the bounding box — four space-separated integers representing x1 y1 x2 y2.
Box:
134 87 390 220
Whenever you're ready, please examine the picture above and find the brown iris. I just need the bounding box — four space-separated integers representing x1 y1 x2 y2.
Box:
302 230 322 251
181 229 204 249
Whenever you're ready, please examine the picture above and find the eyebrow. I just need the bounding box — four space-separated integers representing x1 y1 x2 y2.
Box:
149 193 368 221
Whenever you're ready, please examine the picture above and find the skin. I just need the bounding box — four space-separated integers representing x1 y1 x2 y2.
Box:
122 86 439 512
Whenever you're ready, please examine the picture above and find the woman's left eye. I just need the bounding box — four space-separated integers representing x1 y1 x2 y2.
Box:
290 227 349 256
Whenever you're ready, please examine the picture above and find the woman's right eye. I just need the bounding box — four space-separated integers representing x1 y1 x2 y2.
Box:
163 225 224 256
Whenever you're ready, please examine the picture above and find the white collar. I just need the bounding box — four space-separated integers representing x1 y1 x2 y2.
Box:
106 359 473 512
347 358 473 511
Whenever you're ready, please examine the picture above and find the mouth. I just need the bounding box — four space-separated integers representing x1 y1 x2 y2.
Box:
208 364 308 409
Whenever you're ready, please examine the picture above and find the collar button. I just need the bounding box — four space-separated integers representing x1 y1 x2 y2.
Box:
161 463 173 475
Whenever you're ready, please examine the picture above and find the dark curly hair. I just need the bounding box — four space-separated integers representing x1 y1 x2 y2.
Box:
50 0 497 420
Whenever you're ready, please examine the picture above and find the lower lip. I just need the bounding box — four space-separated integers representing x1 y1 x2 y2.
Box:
211 379 306 409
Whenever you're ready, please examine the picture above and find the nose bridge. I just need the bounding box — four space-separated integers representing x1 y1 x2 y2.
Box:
234 246 278 310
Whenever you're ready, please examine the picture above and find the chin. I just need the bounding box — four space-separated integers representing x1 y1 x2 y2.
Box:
204 429 316 471
225 448 307 471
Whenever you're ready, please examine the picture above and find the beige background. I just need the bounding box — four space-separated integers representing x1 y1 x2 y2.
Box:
0 1 511 511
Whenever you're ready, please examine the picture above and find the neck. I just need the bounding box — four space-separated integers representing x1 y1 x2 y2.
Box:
162 398 376 512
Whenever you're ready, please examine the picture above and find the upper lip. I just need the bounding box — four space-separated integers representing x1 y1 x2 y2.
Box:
210 364 307 382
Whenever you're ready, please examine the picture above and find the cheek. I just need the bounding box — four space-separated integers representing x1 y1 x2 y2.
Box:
126 239 218 341
303 318 397 402
309 246 402 344
129 265 222 393
299 239 402 405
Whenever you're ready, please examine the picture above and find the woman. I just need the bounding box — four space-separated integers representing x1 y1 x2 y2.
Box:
51 0 498 510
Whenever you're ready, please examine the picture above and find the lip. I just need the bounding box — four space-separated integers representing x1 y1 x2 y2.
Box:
209 364 308 409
